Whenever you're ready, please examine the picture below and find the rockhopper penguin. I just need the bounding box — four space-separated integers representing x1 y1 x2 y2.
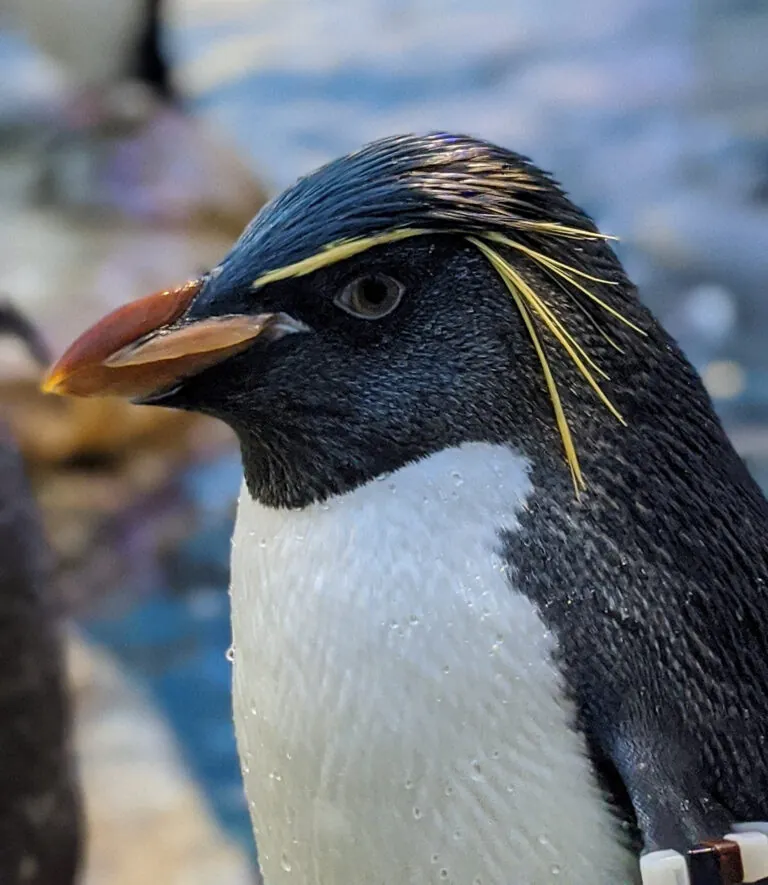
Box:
42 133 768 885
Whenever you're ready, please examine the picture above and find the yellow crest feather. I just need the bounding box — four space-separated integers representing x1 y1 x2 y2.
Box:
248 221 643 494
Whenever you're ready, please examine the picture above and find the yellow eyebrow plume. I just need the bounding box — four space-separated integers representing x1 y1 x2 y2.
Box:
251 230 430 290
247 220 642 494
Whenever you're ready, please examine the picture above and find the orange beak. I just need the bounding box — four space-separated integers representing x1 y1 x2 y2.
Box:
41 280 279 400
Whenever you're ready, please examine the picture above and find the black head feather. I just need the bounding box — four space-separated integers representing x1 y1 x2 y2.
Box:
252 134 581 247
186 133 648 495
166 132 667 505
211 133 612 290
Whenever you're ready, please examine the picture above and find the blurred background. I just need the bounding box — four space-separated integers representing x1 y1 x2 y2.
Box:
0 0 766 882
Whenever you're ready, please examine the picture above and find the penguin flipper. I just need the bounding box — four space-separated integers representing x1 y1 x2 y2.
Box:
607 726 734 855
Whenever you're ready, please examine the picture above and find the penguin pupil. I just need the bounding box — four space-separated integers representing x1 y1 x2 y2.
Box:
349 274 401 315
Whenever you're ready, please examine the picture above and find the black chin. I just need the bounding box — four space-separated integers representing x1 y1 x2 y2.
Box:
131 367 235 420
132 382 188 408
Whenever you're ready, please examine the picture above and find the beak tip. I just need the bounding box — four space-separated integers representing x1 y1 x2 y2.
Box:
40 371 64 395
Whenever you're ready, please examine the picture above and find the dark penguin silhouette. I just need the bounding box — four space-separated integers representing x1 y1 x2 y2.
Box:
12 0 176 105
42 133 768 885
0 305 82 885
132 0 175 103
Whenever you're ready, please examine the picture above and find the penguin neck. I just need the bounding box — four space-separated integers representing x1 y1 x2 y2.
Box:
236 424 479 511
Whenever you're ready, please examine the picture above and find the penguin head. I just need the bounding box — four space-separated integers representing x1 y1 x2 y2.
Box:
43 133 658 507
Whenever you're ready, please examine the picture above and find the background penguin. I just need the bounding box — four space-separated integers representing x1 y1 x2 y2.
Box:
42 132 768 884
9 0 174 125
0 305 82 885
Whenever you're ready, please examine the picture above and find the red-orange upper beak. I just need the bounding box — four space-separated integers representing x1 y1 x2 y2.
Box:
41 280 278 400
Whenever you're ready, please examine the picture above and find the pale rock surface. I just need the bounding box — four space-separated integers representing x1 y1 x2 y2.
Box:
67 631 257 885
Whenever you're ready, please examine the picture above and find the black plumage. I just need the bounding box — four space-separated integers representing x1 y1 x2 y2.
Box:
0 312 81 885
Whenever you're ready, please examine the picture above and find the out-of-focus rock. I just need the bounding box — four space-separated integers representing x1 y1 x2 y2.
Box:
0 93 264 610
0 364 233 613
67 632 257 885
1 376 208 465
37 98 270 233
0 301 232 611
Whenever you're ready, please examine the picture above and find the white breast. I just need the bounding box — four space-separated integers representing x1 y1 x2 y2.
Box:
231 443 637 885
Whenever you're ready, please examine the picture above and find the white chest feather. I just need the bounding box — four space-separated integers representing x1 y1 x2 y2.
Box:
231 443 637 885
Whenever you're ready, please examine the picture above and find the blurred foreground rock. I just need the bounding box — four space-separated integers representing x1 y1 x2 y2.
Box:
68 632 256 885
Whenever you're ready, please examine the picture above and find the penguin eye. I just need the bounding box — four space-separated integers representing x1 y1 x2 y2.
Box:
334 274 405 320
